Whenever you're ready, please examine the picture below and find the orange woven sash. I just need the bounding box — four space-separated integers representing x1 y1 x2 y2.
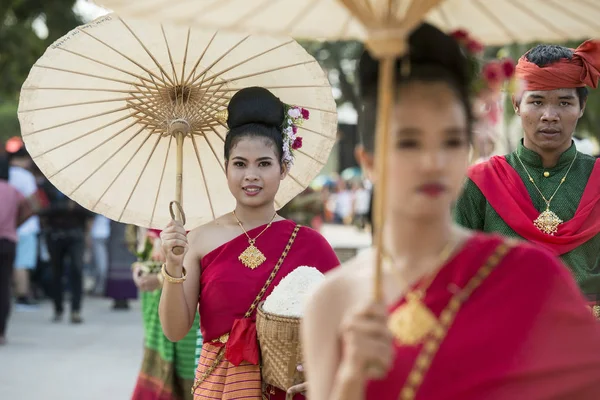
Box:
194 343 262 399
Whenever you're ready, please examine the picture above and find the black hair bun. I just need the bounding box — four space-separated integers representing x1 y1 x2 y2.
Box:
227 86 285 130
358 22 469 95
408 23 469 83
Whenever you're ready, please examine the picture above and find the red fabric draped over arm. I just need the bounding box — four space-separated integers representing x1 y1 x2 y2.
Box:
467 156 600 255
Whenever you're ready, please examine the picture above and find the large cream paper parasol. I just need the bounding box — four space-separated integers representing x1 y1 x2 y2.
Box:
97 0 600 298
97 0 443 299
96 0 600 45
19 14 337 238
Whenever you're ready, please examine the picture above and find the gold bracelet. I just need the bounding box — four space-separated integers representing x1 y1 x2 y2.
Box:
156 271 164 285
592 305 600 319
161 263 187 284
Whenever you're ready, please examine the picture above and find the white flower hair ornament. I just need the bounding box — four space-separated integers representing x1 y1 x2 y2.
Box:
216 104 309 170
280 104 308 170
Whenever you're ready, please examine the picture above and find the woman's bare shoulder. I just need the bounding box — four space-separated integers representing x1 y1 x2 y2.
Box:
325 248 376 290
188 214 240 259
188 216 224 236
307 248 375 319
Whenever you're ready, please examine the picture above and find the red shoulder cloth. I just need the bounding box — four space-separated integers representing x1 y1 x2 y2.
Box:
468 156 600 255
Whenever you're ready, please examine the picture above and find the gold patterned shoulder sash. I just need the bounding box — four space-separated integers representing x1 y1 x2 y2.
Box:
399 239 515 400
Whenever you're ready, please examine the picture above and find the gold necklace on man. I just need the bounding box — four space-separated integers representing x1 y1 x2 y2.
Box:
232 210 277 269
515 151 577 236
385 240 458 346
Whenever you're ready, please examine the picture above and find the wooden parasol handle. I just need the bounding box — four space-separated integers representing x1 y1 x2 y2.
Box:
341 0 443 303
169 200 186 255
169 200 187 225
170 121 189 256
371 56 395 302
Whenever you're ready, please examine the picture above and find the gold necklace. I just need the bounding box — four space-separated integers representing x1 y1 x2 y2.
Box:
385 240 458 346
233 210 277 270
515 151 577 236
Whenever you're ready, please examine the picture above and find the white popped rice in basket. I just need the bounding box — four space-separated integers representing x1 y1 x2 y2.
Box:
263 266 325 318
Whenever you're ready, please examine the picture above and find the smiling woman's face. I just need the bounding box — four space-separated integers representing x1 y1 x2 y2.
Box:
226 136 286 208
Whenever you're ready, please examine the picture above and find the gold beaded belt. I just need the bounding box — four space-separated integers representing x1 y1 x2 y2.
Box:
211 333 229 344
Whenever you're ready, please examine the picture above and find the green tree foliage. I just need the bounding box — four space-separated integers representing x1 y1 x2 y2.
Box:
1 0 82 99
0 0 82 142
0 101 19 141
299 40 364 111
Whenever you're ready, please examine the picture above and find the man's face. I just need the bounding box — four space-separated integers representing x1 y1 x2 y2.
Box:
513 88 585 155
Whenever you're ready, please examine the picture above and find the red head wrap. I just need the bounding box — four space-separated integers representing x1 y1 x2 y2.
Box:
515 39 600 91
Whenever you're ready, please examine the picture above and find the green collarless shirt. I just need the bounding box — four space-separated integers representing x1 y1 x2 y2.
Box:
454 141 600 299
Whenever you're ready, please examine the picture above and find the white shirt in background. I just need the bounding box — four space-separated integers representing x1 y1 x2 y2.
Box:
91 215 111 239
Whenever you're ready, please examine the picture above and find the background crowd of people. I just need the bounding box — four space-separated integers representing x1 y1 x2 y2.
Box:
0 137 143 333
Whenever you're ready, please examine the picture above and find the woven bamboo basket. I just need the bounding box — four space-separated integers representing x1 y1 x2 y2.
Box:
256 301 304 391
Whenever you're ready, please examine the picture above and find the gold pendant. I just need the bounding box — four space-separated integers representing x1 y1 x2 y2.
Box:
533 208 562 236
238 242 266 270
388 295 439 346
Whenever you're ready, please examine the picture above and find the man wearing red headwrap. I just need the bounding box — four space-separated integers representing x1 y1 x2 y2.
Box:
455 40 600 310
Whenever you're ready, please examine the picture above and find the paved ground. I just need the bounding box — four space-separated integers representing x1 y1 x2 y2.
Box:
0 297 144 400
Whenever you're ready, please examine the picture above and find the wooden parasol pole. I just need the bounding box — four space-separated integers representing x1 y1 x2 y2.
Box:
372 56 395 302
361 0 444 302
362 43 401 302
169 119 190 255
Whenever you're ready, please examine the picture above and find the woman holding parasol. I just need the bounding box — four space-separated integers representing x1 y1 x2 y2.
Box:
301 23 600 400
17 15 340 399
159 87 340 399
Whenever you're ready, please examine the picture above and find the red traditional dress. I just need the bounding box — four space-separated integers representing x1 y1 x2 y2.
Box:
194 220 339 399
366 234 600 399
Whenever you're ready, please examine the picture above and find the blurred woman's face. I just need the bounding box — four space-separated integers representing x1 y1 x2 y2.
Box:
386 81 470 221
